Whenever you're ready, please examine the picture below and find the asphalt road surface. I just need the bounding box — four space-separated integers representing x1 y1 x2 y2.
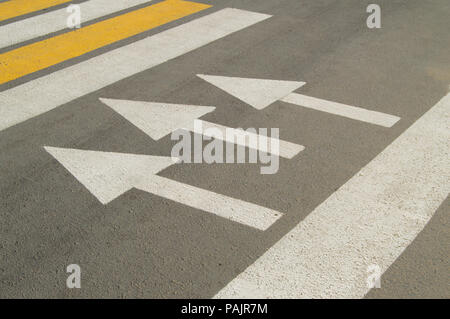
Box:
0 0 448 298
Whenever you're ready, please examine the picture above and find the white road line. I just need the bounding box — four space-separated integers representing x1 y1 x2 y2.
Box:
99 98 304 159
281 93 400 127
189 120 304 159
197 74 305 110
0 8 271 132
137 175 282 231
45 147 282 230
0 0 152 49
216 93 450 298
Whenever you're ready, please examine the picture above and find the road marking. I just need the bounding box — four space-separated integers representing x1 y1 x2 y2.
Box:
44 147 174 204
189 121 304 159
197 74 305 110
100 98 304 159
0 0 211 85
0 8 272 132
100 98 216 140
216 93 450 298
281 93 401 127
44 147 283 230
140 175 282 231
198 74 400 127
0 0 153 49
0 0 71 22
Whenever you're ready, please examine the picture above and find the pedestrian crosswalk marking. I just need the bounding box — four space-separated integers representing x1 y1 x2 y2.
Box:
0 8 271 132
0 0 153 49
0 0 211 85
0 0 71 22
44 147 283 231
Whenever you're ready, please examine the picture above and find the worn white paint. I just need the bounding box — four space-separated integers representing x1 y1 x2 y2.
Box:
216 93 450 298
0 9 271 132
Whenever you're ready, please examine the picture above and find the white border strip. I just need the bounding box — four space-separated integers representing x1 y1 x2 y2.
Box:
216 93 449 299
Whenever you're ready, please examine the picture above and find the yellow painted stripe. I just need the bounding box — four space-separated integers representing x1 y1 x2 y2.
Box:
0 0 72 21
0 0 211 85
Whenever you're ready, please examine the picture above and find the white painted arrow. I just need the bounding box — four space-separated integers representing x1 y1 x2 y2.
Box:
100 98 216 140
100 98 304 159
281 93 400 128
197 74 306 110
197 74 401 127
45 147 282 230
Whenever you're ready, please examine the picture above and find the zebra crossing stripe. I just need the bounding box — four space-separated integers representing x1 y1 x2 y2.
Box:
0 0 211 85
0 0 152 49
0 0 71 22
0 8 272 132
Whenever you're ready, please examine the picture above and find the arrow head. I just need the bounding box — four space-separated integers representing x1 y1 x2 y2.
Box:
45 146 175 204
197 74 305 109
100 98 215 140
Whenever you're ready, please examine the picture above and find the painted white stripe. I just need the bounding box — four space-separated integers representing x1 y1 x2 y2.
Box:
188 120 304 159
0 0 151 49
216 93 450 298
137 175 282 231
281 93 401 127
0 8 271 132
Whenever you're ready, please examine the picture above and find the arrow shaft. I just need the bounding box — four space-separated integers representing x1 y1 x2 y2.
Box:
281 93 400 127
184 120 304 159
135 175 282 231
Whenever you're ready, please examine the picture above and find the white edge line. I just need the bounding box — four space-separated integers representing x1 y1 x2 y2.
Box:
215 93 449 299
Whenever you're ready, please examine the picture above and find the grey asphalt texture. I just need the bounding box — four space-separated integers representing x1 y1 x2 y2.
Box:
0 0 448 298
